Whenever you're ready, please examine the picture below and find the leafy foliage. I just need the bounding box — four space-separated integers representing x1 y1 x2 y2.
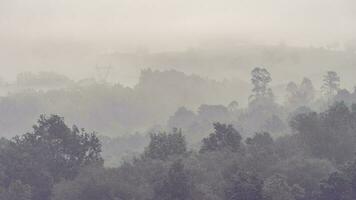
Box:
153 159 192 200
200 123 242 153
0 115 102 200
322 71 340 99
225 171 263 200
144 128 187 160
3 69 356 200
250 67 273 102
290 102 356 163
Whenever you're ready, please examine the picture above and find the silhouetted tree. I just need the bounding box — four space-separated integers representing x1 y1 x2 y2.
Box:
0 115 102 200
200 123 242 153
168 107 197 130
322 71 340 101
245 132 276 176
299 78 315 103
246 132 274 153
286 78 315 108
249 67 273 102
290 102 356 163
225 171 263 200
144 128 187 160
154 160 192 200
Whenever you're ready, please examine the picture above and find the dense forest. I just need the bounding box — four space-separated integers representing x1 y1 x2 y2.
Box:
2 0 355 199
0 69 248 138
1 67 356 200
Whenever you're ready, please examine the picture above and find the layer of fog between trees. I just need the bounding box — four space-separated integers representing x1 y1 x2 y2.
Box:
2 60 356 199
0 56 355 167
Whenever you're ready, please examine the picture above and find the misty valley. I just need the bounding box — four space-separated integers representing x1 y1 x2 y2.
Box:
0 66 355 200
1 0 356 199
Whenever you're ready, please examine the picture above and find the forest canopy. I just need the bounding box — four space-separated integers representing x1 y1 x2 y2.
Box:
0 68 355 200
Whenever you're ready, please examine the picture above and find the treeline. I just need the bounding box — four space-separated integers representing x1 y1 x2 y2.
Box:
0 69 247 137
1 67 356 199
2 100 356 200
0 115 102 200
0 67 348 141
94 67 352 166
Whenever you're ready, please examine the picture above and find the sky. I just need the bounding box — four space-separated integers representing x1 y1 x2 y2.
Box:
0 0 355 85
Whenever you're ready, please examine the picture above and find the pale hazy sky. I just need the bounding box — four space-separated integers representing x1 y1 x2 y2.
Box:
0 0 355 85
1 0 355 43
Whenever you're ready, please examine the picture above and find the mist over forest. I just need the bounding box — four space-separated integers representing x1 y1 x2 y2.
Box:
2 0 356 200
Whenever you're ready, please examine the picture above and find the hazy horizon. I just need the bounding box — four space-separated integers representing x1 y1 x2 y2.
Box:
2 2 356 199
1 0 356 87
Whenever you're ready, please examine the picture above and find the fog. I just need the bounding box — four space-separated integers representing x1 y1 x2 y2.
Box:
2 1 356 200
1 0 356 86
